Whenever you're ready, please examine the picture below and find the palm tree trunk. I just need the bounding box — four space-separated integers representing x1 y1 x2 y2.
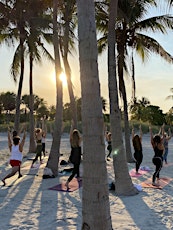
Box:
118 43 133 163
121 81 134 162
77 0 112 229
64 59 78 128
14 37 24 133
131 54 136 99
29 53 36 153
44 0 63 177
108 0 138 196
62 1 78 128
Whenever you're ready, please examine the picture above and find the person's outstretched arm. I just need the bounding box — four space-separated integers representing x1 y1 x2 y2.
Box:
8 129 12 151
19 130 26 152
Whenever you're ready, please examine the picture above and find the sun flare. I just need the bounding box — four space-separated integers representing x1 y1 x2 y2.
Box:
60 72 67 87
51 71 67 87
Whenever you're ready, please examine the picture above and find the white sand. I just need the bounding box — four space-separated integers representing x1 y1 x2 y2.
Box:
0 132 173 230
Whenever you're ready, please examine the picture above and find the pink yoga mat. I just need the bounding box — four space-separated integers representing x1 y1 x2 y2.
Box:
48 178 82 192
129 169 148 177
141 177 172 189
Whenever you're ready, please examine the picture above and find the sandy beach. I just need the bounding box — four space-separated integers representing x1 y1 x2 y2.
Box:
0 132 173 230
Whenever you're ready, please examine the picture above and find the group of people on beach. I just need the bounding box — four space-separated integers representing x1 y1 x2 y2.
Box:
1 120 47 186
1 118 172 189
105 123 172 186
132 124 171 186
1 119 82 189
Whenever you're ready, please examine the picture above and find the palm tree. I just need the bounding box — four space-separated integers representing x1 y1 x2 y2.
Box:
59 0 78 128
130 97 150 121
44 0 63 177
0 0 52 135
26 8 54 153
96 0 173 162
76 0 112 228
107 0 137 195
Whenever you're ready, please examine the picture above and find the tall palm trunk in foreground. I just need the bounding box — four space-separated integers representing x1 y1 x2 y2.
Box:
108 0 138 196
76 0 112 229
45 0 63 177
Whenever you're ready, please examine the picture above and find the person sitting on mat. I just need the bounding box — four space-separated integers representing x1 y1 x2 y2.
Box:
132 125 143 174
1 128 26 186
65 122 82 189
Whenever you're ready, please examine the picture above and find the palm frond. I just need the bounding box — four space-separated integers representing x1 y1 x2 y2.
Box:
10 44 21 82
134 33 173 63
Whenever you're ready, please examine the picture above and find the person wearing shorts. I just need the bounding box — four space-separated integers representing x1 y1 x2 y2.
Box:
1 129 26 186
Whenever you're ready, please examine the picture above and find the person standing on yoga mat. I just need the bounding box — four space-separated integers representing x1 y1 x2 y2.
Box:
159 124 171 164
149 127 164 186
1 129 26 186
31 128 43 167
65 122 82 189
132 125 143 174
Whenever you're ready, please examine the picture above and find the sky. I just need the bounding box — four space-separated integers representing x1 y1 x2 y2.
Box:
0 2 173 114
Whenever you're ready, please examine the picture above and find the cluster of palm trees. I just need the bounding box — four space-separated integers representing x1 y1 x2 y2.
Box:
1 0 173 229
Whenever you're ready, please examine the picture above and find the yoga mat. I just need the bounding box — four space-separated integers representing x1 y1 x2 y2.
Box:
48 178 82 192
141 177 172 189
129 168 148 177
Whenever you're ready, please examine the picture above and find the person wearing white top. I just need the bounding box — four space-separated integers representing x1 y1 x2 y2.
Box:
1 129 26 186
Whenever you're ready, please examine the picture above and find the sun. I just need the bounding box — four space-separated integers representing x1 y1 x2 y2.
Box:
59 72 67 87
51 71 67 87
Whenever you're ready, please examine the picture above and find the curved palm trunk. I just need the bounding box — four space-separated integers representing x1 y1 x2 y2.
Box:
108 0 137 196
131 54 136 99
29 53 36 153
14 37 24 133
77 0 112 229
63 1 78 128
64 59 78 128
44 0 62 177
117 42 133 163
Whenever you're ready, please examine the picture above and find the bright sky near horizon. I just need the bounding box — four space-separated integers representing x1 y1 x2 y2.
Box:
0 2 173 113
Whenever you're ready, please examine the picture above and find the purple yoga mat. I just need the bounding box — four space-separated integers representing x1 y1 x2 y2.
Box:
48 178 82 192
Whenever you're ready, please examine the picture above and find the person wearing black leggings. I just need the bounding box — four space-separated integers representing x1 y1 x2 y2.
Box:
65 122 82 189
132 125 143 174
150 127 164 186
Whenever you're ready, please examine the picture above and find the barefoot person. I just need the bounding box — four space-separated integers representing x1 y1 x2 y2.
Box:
132 125 143 174
160 124 172 164
1 129 26 186
31 128 43 167
65 123 82 189
149 127 164 186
